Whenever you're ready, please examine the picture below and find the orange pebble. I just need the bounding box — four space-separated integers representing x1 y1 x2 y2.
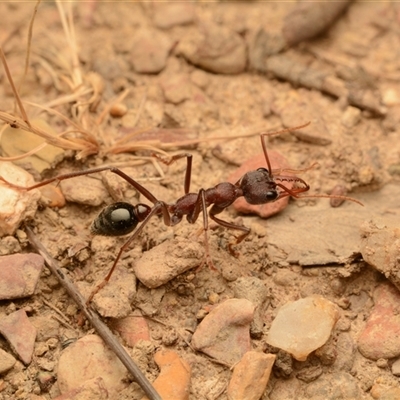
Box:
39 185 66 208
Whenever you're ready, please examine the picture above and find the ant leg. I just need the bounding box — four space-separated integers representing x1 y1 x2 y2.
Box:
153 153 193 194
259 122 311 173
184 189 217 270
209 205 250 257
86 200 172 304
0 166 160 205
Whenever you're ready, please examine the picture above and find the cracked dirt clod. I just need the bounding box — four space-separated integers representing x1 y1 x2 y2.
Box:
191 298 254 365
360 220 400 292
133 238 205 288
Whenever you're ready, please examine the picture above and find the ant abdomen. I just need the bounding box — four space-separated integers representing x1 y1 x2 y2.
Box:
91 202 151 236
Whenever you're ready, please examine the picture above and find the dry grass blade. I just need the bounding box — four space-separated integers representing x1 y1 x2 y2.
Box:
0 111 95 153
0 47 31 128
18 0 41 94
108 126 273 155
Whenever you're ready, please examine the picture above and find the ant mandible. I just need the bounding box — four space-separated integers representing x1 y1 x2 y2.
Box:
0 122 361 301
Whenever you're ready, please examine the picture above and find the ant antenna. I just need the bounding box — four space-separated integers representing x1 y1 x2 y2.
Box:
261 122 311 177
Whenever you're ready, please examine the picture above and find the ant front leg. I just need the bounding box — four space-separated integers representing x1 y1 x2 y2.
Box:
153 153 193 194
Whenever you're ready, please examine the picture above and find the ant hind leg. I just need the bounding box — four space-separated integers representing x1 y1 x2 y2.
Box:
209 207 250 258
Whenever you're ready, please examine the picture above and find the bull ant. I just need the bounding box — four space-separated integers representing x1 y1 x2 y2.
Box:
0 122 361 301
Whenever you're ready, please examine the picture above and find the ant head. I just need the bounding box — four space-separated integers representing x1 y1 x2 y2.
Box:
240 168 279 205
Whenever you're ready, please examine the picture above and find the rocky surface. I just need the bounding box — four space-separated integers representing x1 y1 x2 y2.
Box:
0 2 400 399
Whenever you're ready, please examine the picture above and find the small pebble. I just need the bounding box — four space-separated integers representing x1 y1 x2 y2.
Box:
133 238 205 289
315 340 337 366
228 151 292 218
151 3 195 29
304 371 362 399
0 348 16 374
178 22 246 74
391 357 400 376
37 371 56 392
0 253 44 300
335 333 356 371
371 385 400 400
161 72 192 104
358 283 400 360
208 292 219 304
266 295 339 361
329 184 347 207
382 88 400 106
360 221 400 291
130 28 172 74
0 162 41 236
376 358 388 368
109 103 127 118
60 174 110 206
341 105 361 128
57 335 128 395
0 309 37 365
232 277 270 338
0 235 22 256
38 185 66 208
296 365 323 383
190 69 209 89
141 350 191 400
162 328 179 346
191 298 254 365
227 351 275 400
109 311 150 347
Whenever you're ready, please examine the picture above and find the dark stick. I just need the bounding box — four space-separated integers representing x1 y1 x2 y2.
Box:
25 226 162 400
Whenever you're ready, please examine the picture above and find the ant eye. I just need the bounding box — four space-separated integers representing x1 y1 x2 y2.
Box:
266 191 278 201
257 167 269 174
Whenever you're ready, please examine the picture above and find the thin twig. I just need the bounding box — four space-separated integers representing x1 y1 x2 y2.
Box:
42 298 76 330
51 314 77 331
25 226 162 400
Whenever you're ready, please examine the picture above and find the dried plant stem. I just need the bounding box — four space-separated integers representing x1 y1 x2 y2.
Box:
0 47 31 128
25 227 162 400
19 0 42 94
55 0 82 88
